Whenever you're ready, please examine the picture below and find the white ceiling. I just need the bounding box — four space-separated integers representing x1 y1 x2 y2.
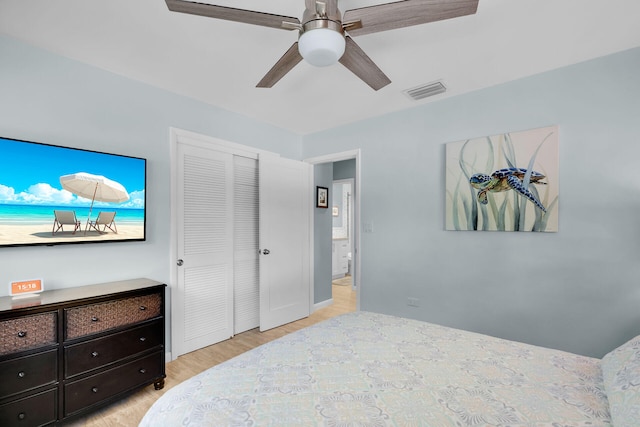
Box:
2 0 640 134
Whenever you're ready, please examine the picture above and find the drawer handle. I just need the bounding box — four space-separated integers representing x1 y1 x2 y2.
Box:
91 387 99 393
139 336 147 342
139 368 146 374
91 351 99 358
17 331 27 338
18 412 26 420
91 316 99 322
17 371 26 378
139 305 147 311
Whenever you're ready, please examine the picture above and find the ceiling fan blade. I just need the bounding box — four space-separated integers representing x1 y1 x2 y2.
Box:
339 36 391 91
165 0 300 30
256 43 303 88
343 0 479 37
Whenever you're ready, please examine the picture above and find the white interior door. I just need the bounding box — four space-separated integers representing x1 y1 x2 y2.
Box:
175 143 234 355
259 153 311 331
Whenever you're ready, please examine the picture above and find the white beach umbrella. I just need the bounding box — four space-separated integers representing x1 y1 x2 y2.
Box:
60 172 129 232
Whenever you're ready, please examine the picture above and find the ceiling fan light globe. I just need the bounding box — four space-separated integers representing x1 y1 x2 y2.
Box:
298 28 345 67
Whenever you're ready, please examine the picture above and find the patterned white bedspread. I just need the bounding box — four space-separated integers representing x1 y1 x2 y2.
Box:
140 311 611 426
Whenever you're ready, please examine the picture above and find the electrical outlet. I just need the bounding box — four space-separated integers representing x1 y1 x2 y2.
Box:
407 297 419 307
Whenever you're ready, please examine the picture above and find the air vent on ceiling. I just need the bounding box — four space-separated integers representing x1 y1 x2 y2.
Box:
403 81 447 101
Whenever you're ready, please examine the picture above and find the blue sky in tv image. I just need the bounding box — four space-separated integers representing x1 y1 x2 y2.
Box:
0 137 145 225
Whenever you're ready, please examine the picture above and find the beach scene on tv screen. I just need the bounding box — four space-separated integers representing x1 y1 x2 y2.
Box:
0 137 145 247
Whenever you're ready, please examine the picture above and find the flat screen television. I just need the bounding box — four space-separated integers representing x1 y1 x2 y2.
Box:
0 136 146 248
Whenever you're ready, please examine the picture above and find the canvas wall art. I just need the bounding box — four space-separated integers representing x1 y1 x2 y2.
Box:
446 125 559 232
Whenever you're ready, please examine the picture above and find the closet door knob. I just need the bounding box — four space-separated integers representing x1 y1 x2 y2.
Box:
260 249 270 255
177 259 184 266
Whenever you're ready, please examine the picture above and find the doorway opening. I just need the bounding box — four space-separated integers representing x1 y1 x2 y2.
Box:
331 178 354 288
305 150 361 312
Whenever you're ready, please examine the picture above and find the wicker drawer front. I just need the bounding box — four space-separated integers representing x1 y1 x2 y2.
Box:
0 349 57 399
65 293 162 340
0 312 57 356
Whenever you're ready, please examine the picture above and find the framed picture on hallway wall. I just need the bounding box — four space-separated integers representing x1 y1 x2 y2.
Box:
316 186 328 208
445 125 559 232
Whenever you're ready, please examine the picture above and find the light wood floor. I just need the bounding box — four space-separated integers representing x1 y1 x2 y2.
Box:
68 283 356 426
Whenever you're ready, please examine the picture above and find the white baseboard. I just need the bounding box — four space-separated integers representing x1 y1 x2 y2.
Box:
313 298 333 312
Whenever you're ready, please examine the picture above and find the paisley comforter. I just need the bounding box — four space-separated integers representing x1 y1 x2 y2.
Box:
140 311 622 426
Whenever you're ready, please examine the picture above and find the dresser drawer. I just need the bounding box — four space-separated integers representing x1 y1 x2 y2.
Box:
0 388 57 427
64 351 162 416
0 312 57 357
0 349 57 399
65 292 162 340
65 320 163 378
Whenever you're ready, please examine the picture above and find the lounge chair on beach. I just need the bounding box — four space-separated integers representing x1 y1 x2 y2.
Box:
88 211 117 233
52 210 81 235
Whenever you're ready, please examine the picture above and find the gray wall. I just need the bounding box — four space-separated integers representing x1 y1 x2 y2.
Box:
3 33 639 359
303 47 640 358
333 159 356 181
332 182 345 229
0 36 302 352
314 163 333 304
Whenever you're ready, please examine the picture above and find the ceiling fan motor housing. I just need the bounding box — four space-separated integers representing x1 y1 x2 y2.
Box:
298 20 345 67
298 5 345 67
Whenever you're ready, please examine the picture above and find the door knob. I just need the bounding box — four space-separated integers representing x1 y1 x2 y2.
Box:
261 249 270 255
177 259 184 266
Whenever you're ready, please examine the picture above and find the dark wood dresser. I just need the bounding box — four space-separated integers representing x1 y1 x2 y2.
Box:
0 278 166 426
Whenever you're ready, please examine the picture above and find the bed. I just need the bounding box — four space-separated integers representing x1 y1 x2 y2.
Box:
140 311 639 426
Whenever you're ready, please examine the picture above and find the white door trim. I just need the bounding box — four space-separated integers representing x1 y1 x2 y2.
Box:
170 127 314 359
304 149 361 311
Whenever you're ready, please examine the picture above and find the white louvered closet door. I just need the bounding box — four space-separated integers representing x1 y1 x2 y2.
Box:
233 156 259 334
176 143 234 355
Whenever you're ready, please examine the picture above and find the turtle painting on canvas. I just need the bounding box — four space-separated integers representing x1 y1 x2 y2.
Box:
469 167 547 212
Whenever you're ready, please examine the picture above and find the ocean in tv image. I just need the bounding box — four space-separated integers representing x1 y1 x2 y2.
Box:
0 137 146 247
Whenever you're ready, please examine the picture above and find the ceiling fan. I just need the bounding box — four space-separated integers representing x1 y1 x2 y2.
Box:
165 0 479 90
